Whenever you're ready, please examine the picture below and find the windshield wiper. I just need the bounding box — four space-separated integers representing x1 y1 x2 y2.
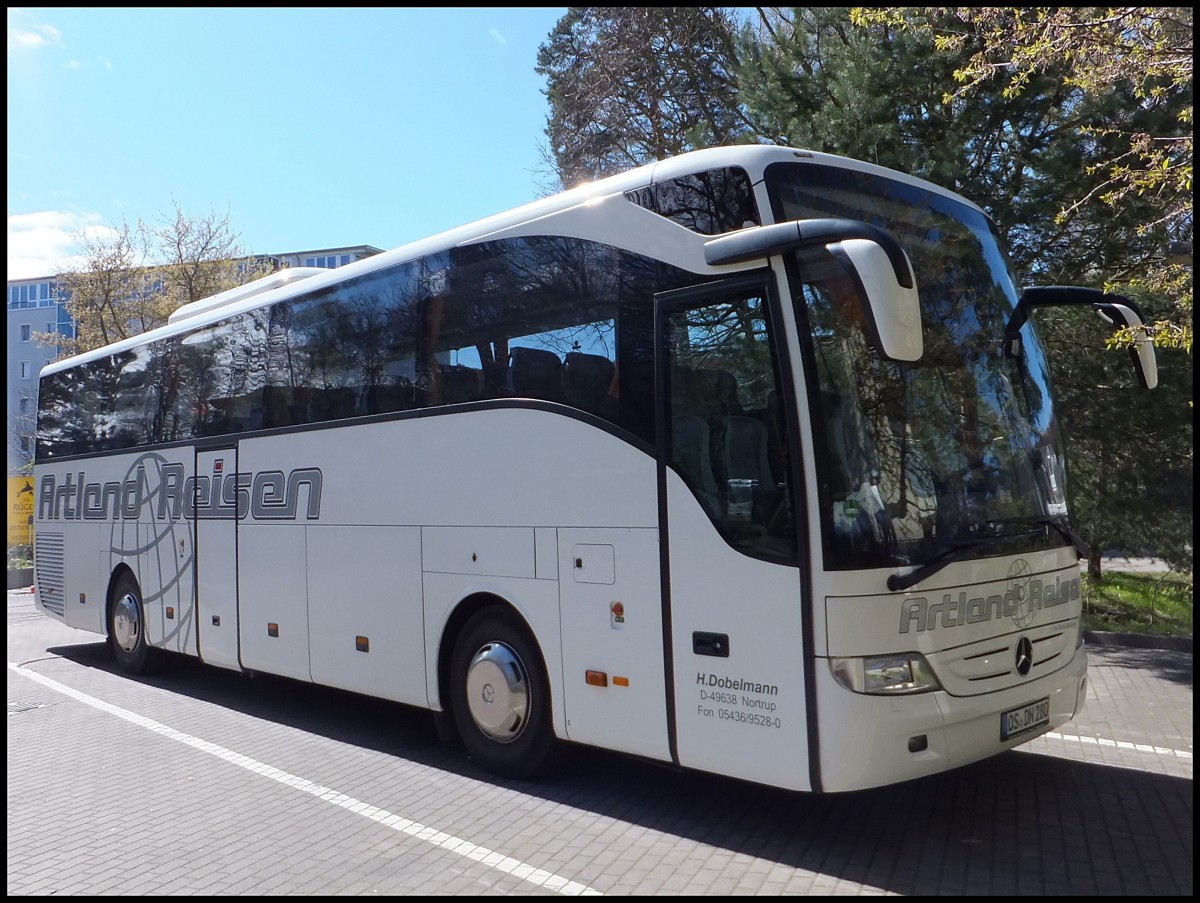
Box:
992 516 1088 560
886 536 1008 592
1042 518 1088 559
886 518 1080 593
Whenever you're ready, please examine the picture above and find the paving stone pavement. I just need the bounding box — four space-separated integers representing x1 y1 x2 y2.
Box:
7 587 1192 896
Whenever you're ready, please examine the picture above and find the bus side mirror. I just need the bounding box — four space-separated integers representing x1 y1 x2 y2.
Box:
704 217 922 362
1006 285 1158 389
1093 300 1158 389
830 238 922 363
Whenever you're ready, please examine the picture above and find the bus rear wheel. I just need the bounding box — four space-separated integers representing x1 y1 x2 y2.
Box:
108 572 160 675
449 606 556 779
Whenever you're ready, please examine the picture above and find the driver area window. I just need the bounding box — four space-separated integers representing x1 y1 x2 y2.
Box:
663 285 796 560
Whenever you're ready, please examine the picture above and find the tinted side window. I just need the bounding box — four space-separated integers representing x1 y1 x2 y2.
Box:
35 240 707 458
174 311 268 437
663 284 796 560
264 261 423 427
36 368 89 460
37 341 191 459
423 237 668 444
625 167 760 235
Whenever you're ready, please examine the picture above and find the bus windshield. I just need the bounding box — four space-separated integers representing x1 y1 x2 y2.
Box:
765 161 1069 571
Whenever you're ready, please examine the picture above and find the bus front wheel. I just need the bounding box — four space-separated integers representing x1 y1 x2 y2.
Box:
108 572 159 675
449 606 556 779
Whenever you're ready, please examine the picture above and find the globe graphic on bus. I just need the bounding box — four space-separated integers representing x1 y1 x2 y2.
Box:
108 451 192 649
1007 557 1036 628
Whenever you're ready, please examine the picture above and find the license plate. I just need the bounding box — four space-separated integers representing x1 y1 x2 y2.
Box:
1001 697 1050 740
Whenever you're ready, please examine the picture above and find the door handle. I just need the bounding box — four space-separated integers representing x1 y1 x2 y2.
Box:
693 631 729 657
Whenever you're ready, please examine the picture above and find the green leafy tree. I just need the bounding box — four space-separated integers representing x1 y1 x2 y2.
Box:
1039 306 1193 577
40 200 271 358
851 6 1193 356
49 220 162 356
148 197 273 311
737 7 988 188
536 7 753 187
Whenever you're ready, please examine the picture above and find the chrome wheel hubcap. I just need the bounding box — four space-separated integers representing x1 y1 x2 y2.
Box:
112 592 142 653
465 641 529 742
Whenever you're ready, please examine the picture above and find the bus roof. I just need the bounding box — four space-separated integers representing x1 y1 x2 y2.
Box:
41 144 983 376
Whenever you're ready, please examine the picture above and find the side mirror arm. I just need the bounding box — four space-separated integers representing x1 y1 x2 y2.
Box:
1006 286 1158 389
705 218 921 363
704 217 914 289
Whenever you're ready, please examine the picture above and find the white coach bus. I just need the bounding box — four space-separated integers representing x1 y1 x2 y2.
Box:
33 145 1157 793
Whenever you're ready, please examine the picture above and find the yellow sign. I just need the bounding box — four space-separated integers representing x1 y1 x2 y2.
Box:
9 475 35 547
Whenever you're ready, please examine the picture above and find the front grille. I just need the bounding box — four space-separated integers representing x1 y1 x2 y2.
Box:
931 621 1076 696
34 532 66 616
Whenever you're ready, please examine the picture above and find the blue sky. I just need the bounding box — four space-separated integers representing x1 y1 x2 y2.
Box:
7 7 568 279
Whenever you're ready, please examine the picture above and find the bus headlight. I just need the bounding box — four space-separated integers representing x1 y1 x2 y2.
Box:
830 653 941 695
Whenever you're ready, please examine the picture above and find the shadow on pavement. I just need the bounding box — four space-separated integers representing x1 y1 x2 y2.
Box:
1086 637 1193 687
49 639 1193 896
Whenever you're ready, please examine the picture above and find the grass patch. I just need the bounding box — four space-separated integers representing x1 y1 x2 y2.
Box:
1081 569 1193 637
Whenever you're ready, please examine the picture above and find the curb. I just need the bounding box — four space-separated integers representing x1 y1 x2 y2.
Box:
7 569 34 591
1084 630 1192 653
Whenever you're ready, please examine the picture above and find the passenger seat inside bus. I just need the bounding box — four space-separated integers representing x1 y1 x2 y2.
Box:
438 365 483 405
673 366 780 523
263 385 312 428
563 351 617 418
670 366 722 514
362 379 416 415
308 387 356 422
509 346 563 403
672 412 720 514
719 414 776 490
691 368 742 416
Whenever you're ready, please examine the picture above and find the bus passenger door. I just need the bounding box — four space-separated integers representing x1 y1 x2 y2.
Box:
194 446 241 671
656 281 814 792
